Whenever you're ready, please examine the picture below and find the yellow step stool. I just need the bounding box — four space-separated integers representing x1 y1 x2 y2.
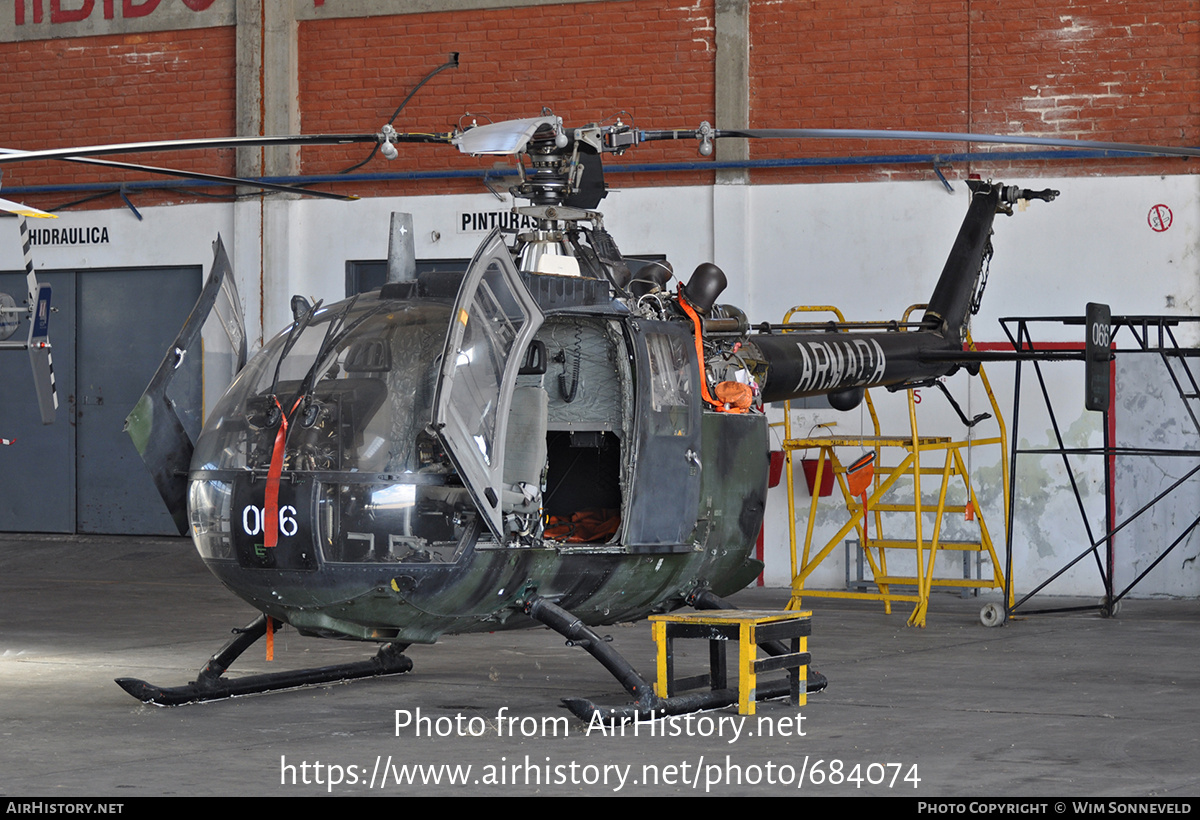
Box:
648 609 811 716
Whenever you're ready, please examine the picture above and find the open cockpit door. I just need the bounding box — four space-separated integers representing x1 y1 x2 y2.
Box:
125 236 246 535
432 230 544 539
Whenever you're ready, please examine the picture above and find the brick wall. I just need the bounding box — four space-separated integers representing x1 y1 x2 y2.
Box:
0 26 236 207
297 1 718 197
967 0 1199 180
750 0 1200 183
2 1 1196 209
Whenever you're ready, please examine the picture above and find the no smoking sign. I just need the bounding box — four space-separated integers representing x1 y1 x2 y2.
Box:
1148 204 1173 232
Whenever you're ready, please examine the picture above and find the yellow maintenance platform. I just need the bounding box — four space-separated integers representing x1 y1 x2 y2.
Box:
775 306 1012 627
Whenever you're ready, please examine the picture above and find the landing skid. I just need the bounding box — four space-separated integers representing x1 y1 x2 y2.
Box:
525 595 827 722
115 615 413 706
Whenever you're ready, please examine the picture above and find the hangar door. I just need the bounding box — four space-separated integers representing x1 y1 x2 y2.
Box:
0 267 201 535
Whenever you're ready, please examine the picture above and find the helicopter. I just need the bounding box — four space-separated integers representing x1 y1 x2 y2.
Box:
3 102 1198 721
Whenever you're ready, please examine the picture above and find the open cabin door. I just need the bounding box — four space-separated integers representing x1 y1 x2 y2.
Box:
432 230 544 539
623 320 702 549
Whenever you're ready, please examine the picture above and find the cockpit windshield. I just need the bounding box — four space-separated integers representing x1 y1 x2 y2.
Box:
192 299 454 476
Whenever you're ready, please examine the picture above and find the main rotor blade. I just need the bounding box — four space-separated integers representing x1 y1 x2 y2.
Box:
0 133 381 166
712 127 1200 159
0 196 55 218
50 154 359 202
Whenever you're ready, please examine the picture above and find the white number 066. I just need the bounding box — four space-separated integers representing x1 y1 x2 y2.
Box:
241 505 299 537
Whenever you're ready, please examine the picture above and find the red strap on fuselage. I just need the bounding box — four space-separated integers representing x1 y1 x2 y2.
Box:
263 396 301 549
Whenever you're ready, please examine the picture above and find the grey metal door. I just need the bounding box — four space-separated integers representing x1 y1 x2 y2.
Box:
0 267 200 534
0 270 77 532
75 268 201 534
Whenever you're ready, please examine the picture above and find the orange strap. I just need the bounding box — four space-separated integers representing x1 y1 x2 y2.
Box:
263 396 302 549
677 285 731 412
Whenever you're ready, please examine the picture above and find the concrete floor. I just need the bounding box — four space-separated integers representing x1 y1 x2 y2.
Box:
1 533 1197 797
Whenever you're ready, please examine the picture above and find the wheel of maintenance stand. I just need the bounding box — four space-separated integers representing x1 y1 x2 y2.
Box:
979 602 1005 628
1099 598 1122 618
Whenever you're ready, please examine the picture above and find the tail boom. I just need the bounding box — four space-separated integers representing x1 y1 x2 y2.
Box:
748 181 1055 405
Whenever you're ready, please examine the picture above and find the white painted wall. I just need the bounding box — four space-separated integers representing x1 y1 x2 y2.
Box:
743 176 1200 601
5 173 1196 597
0 201 234 273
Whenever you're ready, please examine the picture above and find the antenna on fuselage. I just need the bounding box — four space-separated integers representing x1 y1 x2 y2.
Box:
387 212 417 284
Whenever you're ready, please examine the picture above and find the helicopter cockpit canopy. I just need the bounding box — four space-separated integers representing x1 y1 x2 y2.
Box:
188 230 545 570
187 292 467 567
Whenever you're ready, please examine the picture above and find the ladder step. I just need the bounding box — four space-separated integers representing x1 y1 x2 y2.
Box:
873 466 969 476
850 503 974 514
793 589 922 604
873 576 1000 589
863 539 984 551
